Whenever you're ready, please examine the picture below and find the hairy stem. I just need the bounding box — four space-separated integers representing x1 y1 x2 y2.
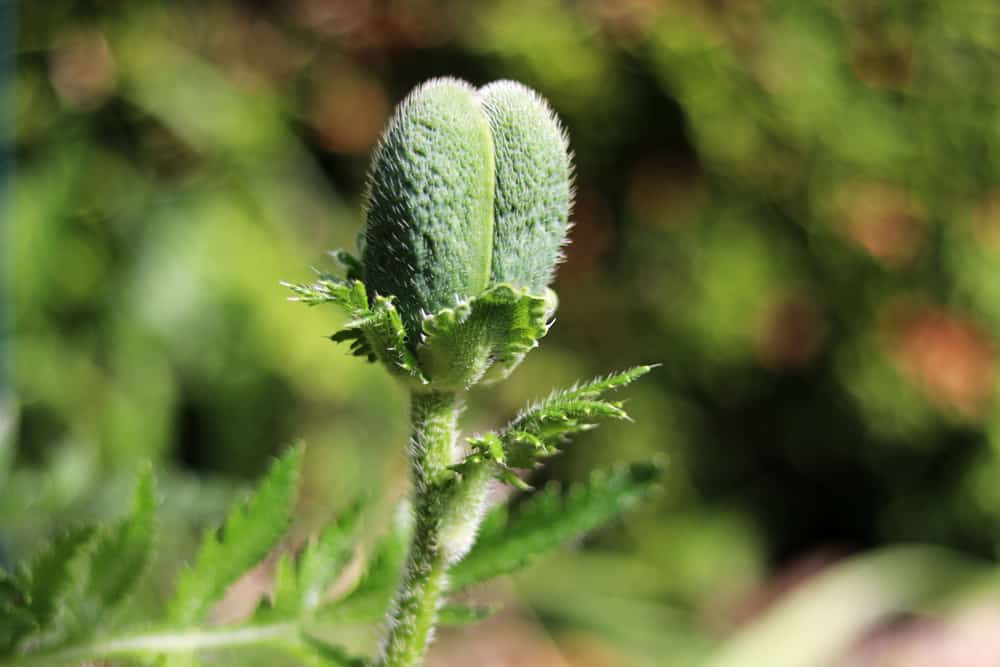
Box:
379 391 459 667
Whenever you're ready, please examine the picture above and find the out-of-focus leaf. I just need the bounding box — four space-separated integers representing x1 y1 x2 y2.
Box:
450 461 660 589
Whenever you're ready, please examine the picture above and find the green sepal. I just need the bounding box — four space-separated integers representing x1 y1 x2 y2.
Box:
284 275 426 384
417 284 555 391
283 273 368 310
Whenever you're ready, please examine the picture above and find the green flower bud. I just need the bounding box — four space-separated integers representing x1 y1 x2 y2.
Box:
362 78 495 335
351 77 572 388
480 80 573 294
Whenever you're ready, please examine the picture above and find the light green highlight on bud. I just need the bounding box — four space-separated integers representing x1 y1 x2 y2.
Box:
480 80 573 294
362 78 495 335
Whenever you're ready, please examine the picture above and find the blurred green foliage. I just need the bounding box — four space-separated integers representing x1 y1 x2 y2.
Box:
7 0 1000 664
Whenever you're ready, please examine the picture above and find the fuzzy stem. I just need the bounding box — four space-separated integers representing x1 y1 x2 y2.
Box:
379 391 460 667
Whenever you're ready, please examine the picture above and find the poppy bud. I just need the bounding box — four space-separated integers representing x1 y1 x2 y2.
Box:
349 78 573 388
362 78 495 335
480 80 573 294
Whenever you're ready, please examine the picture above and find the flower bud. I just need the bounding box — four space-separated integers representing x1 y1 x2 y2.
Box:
362 78 495 335
480 80 573 294
360 77 572 372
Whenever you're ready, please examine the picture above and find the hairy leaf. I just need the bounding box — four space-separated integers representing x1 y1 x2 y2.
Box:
168 446 302 625
449 462 660 590
284 276 425 382
468 365 654 473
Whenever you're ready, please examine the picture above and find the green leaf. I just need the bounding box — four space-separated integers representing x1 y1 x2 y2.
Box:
1 526 96 655
0 574 36 656
283 275 368 310
299 633 369 667
168 446 302 626
322 502 411 624
437 603 498 626
418 284 555 390
449 461 660 590
265 501 362 618
469 365 655 472
79 465 156 626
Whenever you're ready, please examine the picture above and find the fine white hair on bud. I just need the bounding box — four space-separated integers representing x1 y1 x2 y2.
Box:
362 77 495 336
361 78 573 343
479 80 573 294
290 79 578 391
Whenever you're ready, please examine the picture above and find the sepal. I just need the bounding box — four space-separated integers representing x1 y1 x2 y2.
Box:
417 284 556 391
284 274 426 384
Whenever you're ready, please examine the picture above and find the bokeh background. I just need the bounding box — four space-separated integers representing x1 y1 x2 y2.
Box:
6 1 1000 665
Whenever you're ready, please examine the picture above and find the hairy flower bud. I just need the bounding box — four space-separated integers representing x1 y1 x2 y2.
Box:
362 78 495 334
361 78 572 338
480 81 573 294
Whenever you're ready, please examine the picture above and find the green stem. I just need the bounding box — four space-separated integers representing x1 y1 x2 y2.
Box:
379 391 459 667
9 622 299 667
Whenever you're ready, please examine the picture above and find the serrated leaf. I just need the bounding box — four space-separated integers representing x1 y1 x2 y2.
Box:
283 275 368 311
285 276 425 382
322 502 411 624
449 462 660 590
1 526 95 655
265 501 362 619
469 366 655 473
79 465 156 627
297 504 362 611
168 446 302 626
417 284 555 390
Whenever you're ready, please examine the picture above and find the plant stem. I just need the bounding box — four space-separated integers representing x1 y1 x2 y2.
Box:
9 622 299 667
379 390 459 667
